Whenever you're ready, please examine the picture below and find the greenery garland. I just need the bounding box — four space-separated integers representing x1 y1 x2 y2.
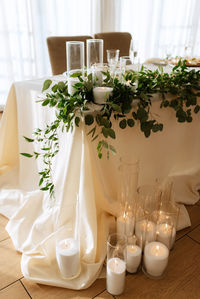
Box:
21 60 200 196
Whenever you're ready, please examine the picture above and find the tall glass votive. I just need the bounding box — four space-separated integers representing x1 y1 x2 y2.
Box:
66 41 84 76
107 49 120 75
158 181 180 249
107 233 127 296
92 63 109 86
66 41 84 95
87 39 103 73
135 184 161 249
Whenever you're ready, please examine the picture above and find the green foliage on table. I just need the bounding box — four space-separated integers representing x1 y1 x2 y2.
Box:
21 60 200 196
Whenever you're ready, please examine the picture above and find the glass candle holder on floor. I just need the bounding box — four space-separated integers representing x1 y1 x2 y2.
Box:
106 233 127 296
87 39 103 74
126 234 142 274
143 241 169 279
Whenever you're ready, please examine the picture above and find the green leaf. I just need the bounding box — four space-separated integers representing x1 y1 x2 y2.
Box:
23 136 34 142
70 72 82 78
119 119 127 129
127 119 135 127
51 84 58 92
85 114 94 125
39 177 43 186
20 153 33 158
107 128 116 139
109 145 116 155
42 99 50 106
42 80 52 92
102 127 109 138
110 103 122 113
194 105 200 114
75 116 80 127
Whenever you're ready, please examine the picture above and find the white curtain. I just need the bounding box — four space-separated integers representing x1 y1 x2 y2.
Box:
0 0 200 108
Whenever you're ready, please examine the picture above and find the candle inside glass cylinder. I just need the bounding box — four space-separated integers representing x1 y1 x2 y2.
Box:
126 244 142 273
68 78 79 95
117 213 134 237
93 87 113 104
135 220 156 248
157 223 176 249
106 257 126 295
56 238 80 278
143 241 169 277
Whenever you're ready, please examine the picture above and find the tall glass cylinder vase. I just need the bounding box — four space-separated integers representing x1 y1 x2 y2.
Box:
66 41 84 76
66 41 84 95
117 159 139 238
87 39 103 73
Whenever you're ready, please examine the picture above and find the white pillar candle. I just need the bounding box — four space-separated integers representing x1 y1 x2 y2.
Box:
135 220 156 248
56 238 80 278
93 87 113 104
68 78 79 95
117 214 135 237
126 245 142 273
144 241 169 277
157 223 176 249
106 257 126 295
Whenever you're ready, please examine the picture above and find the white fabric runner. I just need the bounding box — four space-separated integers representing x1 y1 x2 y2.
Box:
0 74 200 289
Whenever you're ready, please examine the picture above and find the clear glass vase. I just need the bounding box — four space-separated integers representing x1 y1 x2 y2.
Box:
86 39 103 73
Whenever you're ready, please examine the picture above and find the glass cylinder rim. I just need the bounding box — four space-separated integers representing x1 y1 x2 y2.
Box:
66 41 84 45
107 233 127 249
106 49 120 52
87 38 103 43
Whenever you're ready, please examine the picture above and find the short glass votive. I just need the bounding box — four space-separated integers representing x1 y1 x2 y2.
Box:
143 241 169 279
106 233 127 296
93 86 113 104
87 39 103 73
66 41 84 76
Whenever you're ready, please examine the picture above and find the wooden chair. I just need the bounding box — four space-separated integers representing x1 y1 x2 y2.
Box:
47 35 93 75
94 32 132 63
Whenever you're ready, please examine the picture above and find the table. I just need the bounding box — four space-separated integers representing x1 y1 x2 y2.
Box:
0 69 200 289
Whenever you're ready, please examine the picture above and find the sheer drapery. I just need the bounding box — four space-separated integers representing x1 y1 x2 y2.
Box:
1 0 200 107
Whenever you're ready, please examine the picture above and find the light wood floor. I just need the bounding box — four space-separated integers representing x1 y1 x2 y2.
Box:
0 201 200 299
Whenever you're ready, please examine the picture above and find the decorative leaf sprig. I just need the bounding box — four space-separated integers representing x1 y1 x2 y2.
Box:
21 60 200 196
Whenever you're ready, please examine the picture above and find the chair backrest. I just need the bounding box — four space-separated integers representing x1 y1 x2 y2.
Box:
47 35 93 75
94 32 132 63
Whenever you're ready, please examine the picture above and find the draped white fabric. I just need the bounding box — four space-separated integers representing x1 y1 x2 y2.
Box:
1 0 200 107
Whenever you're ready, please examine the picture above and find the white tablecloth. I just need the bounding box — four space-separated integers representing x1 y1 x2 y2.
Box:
0 73 200 289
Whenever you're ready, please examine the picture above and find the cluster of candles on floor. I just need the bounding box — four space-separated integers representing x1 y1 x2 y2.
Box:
106 198 179 296
55 183 179 296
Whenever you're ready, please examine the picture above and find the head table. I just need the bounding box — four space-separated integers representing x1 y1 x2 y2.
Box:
0 64 200 289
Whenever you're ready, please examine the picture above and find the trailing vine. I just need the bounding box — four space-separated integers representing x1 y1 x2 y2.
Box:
21 60 200 196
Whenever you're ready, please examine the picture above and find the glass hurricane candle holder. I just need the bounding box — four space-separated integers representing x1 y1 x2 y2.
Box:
107 49 120 75
87 39 103 73
135 184 161 249
143 241 169 279
158 181 180 249
66 41 84 76
118 158 139 212
92 63 109 86
126 234 142 274
106 233 127 296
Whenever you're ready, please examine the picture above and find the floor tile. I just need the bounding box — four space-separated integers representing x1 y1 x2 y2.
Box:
0 281 30 299
0 238 23 289
115 236 200 299
22 277 106 299
0 214 9 241
94 290 114 298
188 225 200 243
176 205 200 240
